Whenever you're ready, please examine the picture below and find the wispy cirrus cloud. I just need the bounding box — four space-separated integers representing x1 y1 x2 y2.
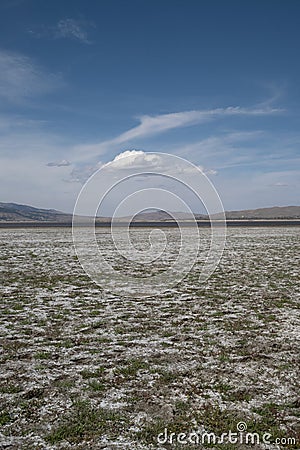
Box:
173 128 300 174
72 105 283 162
174 130 264 158
269 182 289 187
28 18 95 44
0 49 63 102
109 106 282 143
46 159 71 167
55 19 92 43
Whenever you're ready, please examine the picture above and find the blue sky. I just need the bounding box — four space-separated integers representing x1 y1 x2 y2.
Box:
0 0 299 213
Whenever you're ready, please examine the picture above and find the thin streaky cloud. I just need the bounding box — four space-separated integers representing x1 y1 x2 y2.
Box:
174 130 265 159
255 81 287 109
47 160 71 167
72 106 283 163
173 130 300 172
55 19 91 44
117 106 282 142
28 18 95 44
269 182 289 187
0 49 63 102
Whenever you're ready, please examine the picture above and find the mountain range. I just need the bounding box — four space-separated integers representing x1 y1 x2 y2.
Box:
1 202 300 222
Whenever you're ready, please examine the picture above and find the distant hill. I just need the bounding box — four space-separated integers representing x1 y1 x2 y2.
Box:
223 206 300 219
115 206 300 221
0 203 72 222
117 210 207 222
0 202 300 222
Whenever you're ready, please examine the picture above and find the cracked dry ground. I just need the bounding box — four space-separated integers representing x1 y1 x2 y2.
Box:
0 227 299 449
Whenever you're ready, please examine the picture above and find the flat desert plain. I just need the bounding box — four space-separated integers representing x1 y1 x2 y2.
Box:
0 227 299 449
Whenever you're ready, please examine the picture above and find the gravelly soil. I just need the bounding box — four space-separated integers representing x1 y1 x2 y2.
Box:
0 227 299 450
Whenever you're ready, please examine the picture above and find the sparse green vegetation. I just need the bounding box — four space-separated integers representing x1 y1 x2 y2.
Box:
88 380 106 392
0 410 11 425
0 227 299 448
80 366 105 379
0 384 22 394
116 358 150 378
46 399 124 444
